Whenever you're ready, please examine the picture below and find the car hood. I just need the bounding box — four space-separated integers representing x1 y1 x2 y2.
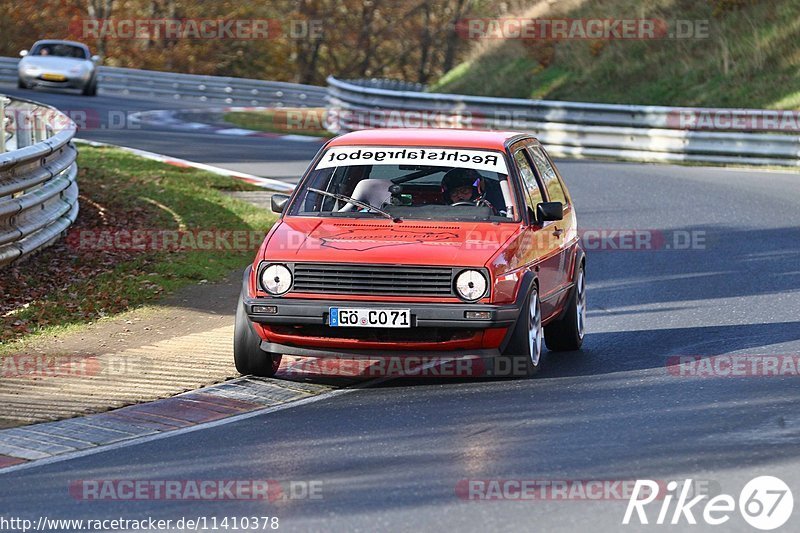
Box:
263 217 519 267
20 56 90 71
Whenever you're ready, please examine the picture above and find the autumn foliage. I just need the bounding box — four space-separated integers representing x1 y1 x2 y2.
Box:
0 0 518 85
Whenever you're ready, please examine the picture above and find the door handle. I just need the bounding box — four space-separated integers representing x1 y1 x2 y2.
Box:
552 227 564 237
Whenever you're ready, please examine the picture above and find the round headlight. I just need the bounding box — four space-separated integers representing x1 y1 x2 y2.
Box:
454 270 487 301
260 264 292 295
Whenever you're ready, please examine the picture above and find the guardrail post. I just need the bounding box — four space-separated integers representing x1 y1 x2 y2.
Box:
0 96 8 153
33 113 47 143
16 108 33 148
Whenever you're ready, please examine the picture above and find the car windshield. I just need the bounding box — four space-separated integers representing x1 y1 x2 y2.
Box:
289 146 518 222
32 43 88 59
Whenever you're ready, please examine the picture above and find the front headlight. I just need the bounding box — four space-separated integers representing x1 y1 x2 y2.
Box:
260 263 292 295
454 269 488 301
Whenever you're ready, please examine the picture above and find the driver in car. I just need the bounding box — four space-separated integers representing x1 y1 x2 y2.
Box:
441 168 496 211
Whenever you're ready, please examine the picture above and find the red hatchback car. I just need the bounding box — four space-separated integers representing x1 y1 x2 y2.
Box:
234 129 585 378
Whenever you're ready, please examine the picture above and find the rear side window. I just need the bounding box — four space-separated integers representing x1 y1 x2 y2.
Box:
512 148 544 211
528 144 567 205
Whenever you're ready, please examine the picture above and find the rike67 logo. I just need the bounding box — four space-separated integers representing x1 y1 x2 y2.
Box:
623 476 793 530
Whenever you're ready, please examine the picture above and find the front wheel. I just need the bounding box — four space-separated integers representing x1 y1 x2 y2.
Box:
233 295 281 377
82 79 97 96
501 287 543 378
17 78 27 89
544 263 586 351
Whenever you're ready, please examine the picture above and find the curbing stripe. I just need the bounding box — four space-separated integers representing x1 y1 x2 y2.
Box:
0 387 355 476
0 455 26 468
0 358 444 474
179 393 263 411
0 373 334 470
0 438 74 457
0 444 48 461
104 411 190 431
130 107 329 144
73 139 296 192
24 421 146 444
0 428 96 449
66 416 162 436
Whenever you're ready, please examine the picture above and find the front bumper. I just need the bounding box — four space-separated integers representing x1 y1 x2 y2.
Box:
241 267 532 356
19 72 89 89
245 296 521 329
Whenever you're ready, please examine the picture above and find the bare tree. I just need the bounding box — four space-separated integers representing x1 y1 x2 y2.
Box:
85 0 114 56
443 0 471 73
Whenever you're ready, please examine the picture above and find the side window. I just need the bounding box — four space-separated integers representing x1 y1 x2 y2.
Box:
528 144 567 205
512 148 544 212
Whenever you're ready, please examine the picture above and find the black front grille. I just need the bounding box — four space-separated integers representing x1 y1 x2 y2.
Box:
291 263 454 297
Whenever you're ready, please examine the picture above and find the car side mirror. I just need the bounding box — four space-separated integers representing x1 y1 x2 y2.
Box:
91 55 101 63
19 50 28 57
271 193 290 214
536 202 563 223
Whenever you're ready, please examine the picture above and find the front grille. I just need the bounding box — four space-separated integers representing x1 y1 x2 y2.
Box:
291 263 454 297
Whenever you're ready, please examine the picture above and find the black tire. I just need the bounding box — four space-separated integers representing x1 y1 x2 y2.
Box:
233 295 281 377
501 287 543 378
17 78 26 89
544 263 586 351
82 78 97 96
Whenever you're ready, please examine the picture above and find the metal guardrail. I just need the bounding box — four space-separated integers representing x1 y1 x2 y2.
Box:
0 94 78 267
0 57 326 107
327 77 800 167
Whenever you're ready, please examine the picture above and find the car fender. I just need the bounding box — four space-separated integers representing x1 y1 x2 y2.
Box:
550 246 585 323
498 269 537 353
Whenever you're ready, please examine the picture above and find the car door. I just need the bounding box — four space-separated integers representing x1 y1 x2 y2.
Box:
526 141 577 303
509 142 562 316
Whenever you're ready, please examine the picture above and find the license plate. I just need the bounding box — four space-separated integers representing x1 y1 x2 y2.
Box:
42 73 66 81
329 308 411 328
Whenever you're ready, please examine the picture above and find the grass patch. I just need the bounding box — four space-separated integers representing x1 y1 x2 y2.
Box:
433 0 800 109
0 146 277 354
223 108 333 137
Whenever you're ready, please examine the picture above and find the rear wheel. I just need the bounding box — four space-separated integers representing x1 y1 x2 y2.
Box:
544 264 586 351
501 287 543 378
17 78 27 89
233 295 281 377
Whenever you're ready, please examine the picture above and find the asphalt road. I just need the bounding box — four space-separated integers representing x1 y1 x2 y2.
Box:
0 84 322 179
1 86 799 532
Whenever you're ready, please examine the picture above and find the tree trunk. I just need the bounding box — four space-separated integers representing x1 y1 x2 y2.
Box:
443 0 470 73
85 0 114 57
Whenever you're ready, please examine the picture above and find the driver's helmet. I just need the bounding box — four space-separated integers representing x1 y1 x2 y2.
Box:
441 168 483 203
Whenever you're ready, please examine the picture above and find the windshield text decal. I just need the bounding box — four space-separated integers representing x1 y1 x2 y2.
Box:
316 147 508 174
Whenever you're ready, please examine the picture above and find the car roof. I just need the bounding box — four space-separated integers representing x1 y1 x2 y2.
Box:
33 40 90 50
326 128 533 151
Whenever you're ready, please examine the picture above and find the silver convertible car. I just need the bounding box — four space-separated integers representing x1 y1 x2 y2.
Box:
18 40 100 96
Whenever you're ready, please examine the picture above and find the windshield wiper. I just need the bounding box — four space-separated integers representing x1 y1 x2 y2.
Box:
308 187 402 223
